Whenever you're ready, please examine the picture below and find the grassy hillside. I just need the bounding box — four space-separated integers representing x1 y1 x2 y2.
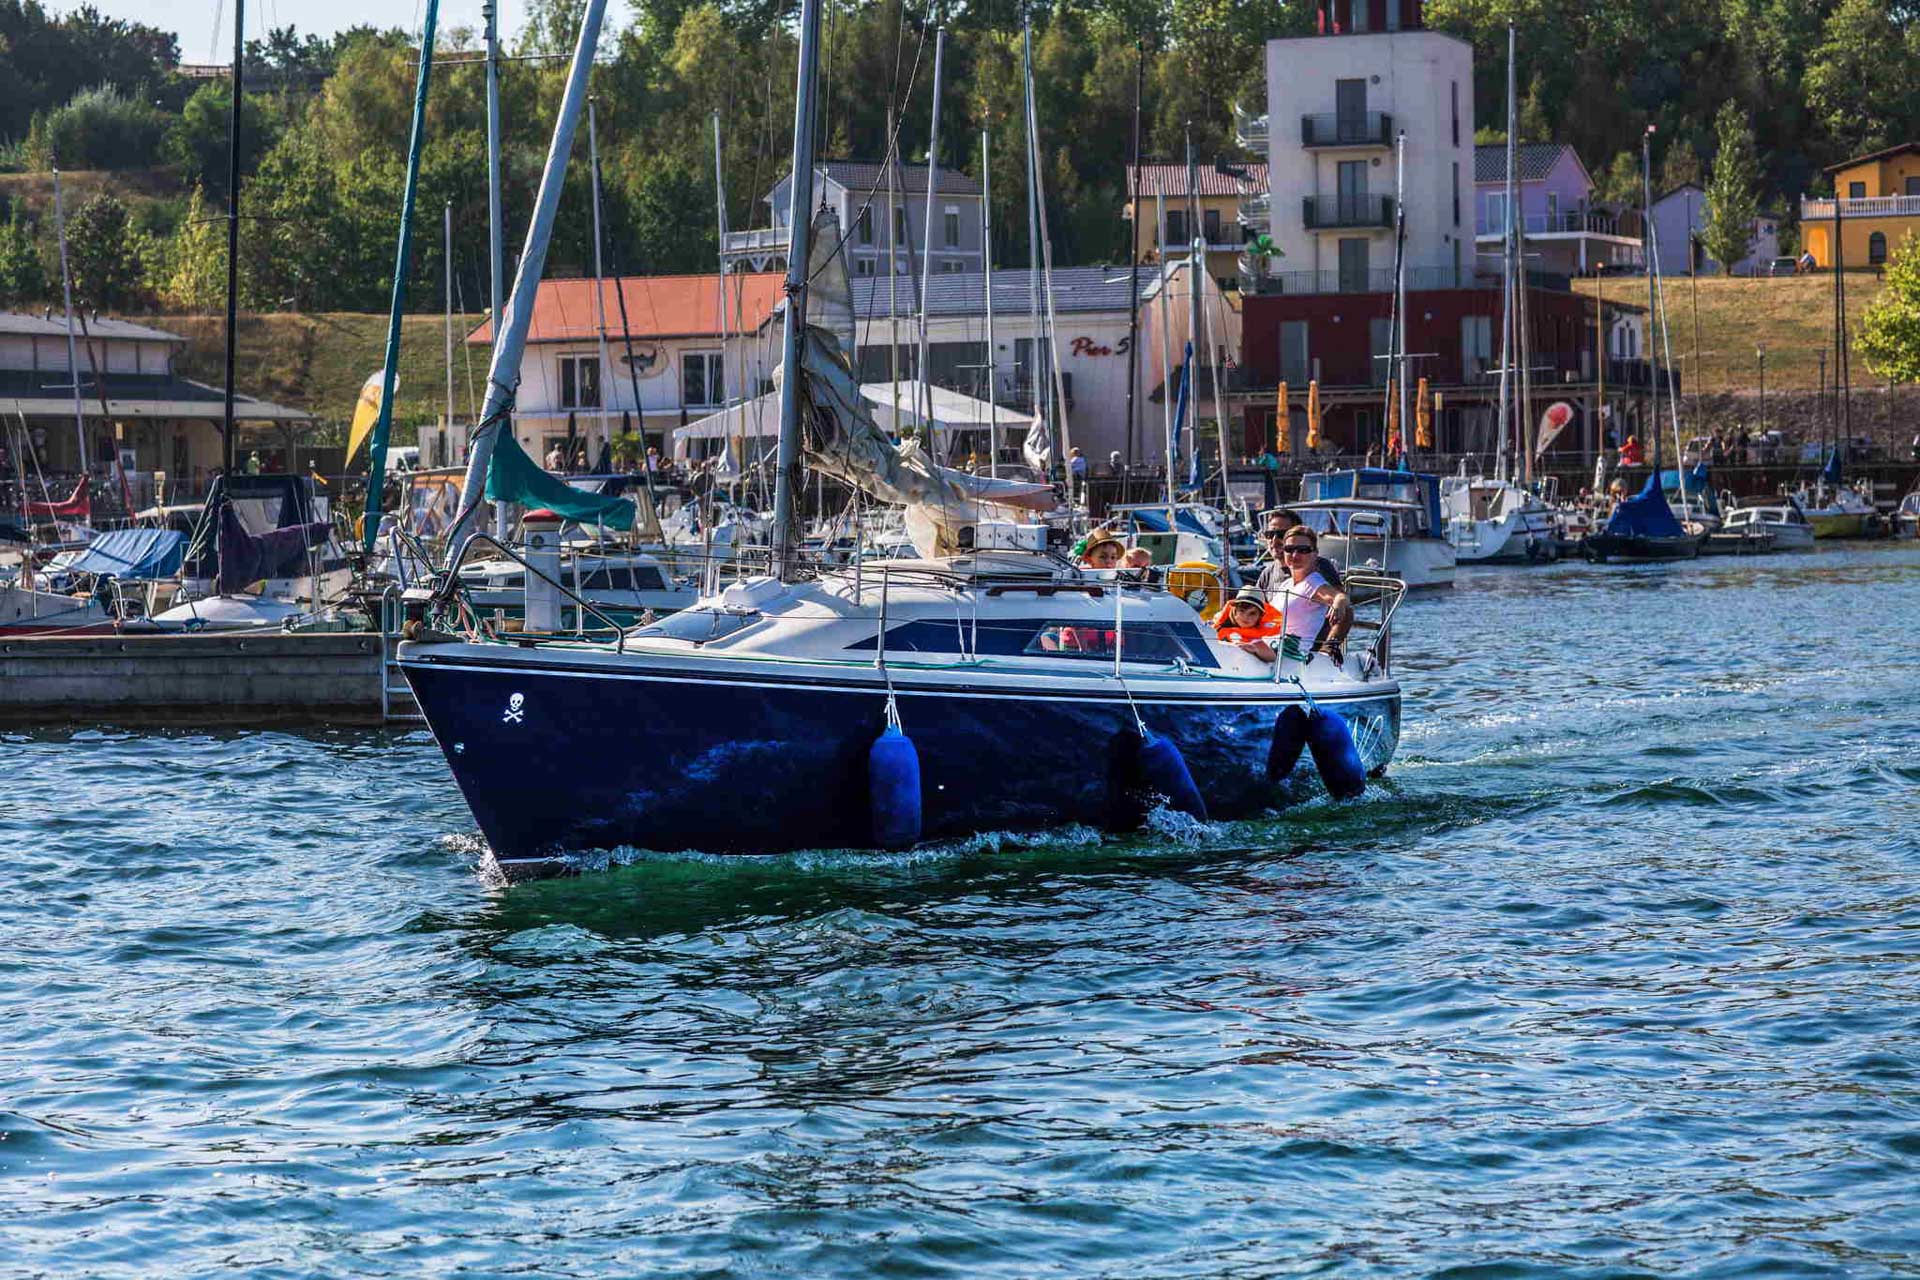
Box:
162 311 485 440
1573 273 1886 394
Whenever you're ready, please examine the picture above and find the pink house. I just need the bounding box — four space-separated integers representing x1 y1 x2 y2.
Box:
1474 142 1644 276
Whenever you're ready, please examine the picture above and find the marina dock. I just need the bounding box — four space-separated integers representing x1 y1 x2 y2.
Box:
0 629 420 726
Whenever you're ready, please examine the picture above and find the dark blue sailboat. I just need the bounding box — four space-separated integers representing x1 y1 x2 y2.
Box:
1585 469 1702 561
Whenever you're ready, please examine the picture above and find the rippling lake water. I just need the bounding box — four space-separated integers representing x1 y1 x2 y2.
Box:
4 545 1917 1278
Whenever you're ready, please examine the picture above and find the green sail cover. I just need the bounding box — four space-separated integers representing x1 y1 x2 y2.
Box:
483 430 635 530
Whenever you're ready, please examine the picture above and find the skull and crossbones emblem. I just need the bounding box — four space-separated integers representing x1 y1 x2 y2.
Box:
502 692 525 724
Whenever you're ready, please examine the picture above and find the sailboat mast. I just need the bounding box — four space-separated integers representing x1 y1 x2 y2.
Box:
50 169 87 481
918 27 945 460
483 0 504 333
361 0 440 549
1155 188 1176 515
1642 126 1660 476
1495 22 1515 483
981 129 998 478
587 98 613 469
1124 41 1144 479
1395 131 1409 461
1022 12 1044 477
713 110 740 483
1183 130 1201 493
770 0 823 580
221 0 244 485
887 107 900 442
444 198 454 438
450 0 611 542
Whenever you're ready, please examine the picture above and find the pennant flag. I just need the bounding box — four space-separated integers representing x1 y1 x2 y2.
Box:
1535 400 1575 457
346 371 387 462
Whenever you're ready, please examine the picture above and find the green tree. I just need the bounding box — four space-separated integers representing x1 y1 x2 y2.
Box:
165 83 277 198
157 186 233 311
1803 0 1920 159
64 193 149 309
1856 229 1920 380
0 206 49 306
1701 100 1760 273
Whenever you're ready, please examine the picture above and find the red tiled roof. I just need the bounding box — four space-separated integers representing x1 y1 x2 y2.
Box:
465 273 784 345
1125 163 1269 197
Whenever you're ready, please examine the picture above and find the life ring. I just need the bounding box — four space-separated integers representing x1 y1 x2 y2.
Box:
1165 561 1227 615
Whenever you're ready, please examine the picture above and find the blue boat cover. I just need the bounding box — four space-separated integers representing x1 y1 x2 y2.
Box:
1605 469 1686 539
64 527 187 579
1821 451 1843 485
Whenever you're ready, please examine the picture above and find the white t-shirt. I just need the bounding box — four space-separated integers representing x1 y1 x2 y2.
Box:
1271 570 1328 649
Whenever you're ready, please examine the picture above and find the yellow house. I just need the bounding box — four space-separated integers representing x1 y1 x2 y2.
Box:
1124 163 1268 291
1801 142 1920 268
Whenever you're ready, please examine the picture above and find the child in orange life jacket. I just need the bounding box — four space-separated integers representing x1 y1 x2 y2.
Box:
1213 586 1284 663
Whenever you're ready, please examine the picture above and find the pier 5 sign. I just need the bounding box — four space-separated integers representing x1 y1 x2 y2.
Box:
1070 336 1130 357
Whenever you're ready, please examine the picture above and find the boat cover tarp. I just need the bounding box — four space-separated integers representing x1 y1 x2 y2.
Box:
27 476 89 521
483 430 635 530
217 504 332 594
1821 451 1843 485
1604 469 1686 539
64 527 186 580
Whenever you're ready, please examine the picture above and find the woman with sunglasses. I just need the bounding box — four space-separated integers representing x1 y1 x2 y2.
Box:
1263 525 1353 665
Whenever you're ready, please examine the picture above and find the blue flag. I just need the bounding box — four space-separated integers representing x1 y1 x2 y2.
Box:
1172 340 1195 490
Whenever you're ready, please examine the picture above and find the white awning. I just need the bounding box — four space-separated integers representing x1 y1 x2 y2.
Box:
671 381 1023 454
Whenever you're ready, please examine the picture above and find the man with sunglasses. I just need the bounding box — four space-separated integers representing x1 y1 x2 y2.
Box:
1256 524 1353 665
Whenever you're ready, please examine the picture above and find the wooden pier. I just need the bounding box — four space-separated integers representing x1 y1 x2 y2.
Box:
0 630 422 727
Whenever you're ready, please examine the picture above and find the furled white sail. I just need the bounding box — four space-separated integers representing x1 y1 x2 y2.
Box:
789 209 1056 554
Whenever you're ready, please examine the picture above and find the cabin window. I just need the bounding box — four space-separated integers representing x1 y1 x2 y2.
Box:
855 257 875 276
1870 231 1888 265
846 617 1218 667
858 206 873 243
682 351 725 409
558 356 601 409
1848 181 1866 198
944 207 961 247
577 567 667 592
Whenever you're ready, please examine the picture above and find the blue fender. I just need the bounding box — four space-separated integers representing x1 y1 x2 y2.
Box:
868 724 922 849
1305 708 1367 800
1267 704 1309 780
1137 729 1208 821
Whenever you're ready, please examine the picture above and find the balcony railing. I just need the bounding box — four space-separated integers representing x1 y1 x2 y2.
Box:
1303 193 1394 230
1238 192 1271 232
1234 103 1268 150
1244 265 1573 296
1801 194 1920 219
1300 112 1393 148
721 226 791 256
1476 210 1642 239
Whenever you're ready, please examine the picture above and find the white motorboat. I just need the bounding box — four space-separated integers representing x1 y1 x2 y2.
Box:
1894 490 1919 539
1723 499 1816 551
456 547 696 628
1440 475 1559 563
1277 469 1456 591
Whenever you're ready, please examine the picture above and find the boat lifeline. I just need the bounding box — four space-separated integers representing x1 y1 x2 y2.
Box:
400 554 1404 873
